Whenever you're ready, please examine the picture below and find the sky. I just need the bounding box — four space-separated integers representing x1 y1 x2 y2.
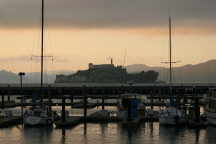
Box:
0 0 216 72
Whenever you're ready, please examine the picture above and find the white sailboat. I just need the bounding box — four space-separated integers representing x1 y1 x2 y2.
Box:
24 0 55 126
24 106 54 126
159 16 186 126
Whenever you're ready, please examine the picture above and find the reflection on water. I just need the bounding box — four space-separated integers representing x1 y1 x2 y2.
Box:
0 123 216 144
22 126 53 144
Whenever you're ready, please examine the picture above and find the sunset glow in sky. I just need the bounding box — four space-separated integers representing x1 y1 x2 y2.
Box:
0 0 216 72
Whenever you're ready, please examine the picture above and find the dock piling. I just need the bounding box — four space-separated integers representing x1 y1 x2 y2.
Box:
48 86 52 112
70 95 73 109
102 96 105 110
62 95 66 123
1 94 4 108
83 85 87 128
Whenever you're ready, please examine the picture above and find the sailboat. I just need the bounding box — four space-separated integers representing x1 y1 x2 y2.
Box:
23 0 55 126
159 16 186 126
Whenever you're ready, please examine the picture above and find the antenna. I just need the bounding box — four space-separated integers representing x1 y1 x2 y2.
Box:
40 0 45 104
41 0 44 88
161 16 180 84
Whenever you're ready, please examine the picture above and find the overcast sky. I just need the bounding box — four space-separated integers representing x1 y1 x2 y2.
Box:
0 0 215 29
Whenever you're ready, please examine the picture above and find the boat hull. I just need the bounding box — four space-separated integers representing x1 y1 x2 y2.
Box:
207 112 216 126
159 117 176 126
24 116 53 126
159 107 186 126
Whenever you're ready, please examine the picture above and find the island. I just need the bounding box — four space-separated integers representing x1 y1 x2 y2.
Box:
55 62 159 83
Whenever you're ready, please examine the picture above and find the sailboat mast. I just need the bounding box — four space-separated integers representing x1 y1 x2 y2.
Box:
169 16 172 84
40 0 44 103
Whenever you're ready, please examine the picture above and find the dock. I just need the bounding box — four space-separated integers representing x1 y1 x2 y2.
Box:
0 116 21 128
54 116 82 128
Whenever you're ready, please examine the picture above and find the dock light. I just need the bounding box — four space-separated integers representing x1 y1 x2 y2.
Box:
18 72 25 125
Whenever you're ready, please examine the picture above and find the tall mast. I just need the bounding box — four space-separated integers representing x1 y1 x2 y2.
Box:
40 0 44 103
169 16 172 84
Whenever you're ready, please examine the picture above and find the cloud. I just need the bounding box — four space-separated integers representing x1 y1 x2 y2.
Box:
0 0 215 29
0 56 31 63
0 55 71 63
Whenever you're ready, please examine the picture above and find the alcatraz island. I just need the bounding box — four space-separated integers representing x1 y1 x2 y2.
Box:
55 60 159 83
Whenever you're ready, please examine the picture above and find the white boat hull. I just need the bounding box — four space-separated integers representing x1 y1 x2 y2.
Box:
159 117 176 125
159 107 186 126
24 116 52 126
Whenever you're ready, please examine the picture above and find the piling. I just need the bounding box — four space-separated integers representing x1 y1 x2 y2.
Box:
62 95 66 123
62 128 66 137
7 96 10 102
70 95 73 109
102 96 105 110
48 86 52 112
193 87 200 122
150 91 153 110
195 97 200 122
83 85 87 128
1 94 4 108
21 96 24 124
7 85 11 103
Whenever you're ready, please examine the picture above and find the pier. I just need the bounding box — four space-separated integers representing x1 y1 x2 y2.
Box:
0 83 214 130
0 83 214 95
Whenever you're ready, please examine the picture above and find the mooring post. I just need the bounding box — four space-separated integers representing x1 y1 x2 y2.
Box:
1 94 5 109
7 85 11 103
62 128 66 138
96 98 99 109
62 95 66 123
48 86 52 113
7 95 10 103
83 85 87 128
150 90 153 110
195 97 200 122
21 95 24 125
102 95 105 110
193 87 200 122
70 95 73 109
176 95 180 109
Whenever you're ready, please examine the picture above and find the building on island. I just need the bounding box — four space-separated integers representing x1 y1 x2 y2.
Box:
55 61 158 83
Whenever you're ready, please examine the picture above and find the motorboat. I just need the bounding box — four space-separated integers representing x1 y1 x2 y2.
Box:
159 106 186 126
117 93 143 126
23 105 55 126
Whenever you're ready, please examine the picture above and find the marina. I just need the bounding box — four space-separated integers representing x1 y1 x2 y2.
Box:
0 86 214 129
0 0 216 143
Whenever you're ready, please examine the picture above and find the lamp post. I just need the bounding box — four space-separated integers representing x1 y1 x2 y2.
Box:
18 72 25 88
18 72 25 124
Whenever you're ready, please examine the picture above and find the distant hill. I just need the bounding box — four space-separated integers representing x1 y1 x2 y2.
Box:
1 60 216 83
0 70 19 83
0 70 74 83
126 64 165 73
126 60 216 83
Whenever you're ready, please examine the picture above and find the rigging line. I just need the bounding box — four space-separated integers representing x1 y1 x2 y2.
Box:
41 0 44 89
169 16 172 84
40 0 45 104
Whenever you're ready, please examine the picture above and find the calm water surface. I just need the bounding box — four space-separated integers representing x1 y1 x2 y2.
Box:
0 123 216 144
